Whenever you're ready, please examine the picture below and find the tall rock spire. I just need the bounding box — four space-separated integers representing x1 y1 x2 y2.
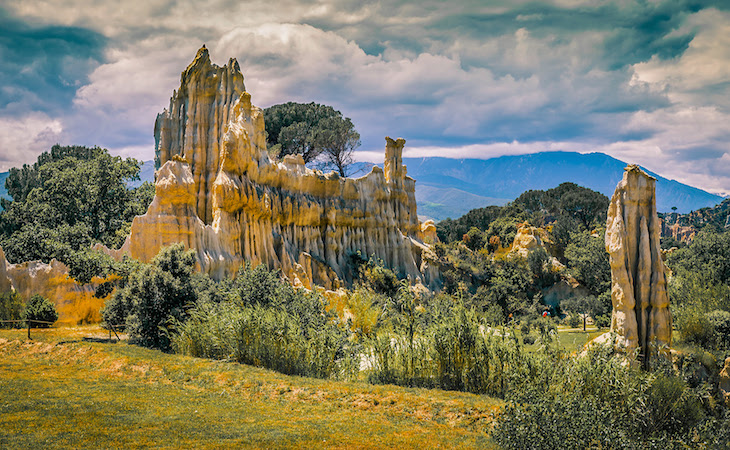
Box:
108 48 438 290
605 165 672 365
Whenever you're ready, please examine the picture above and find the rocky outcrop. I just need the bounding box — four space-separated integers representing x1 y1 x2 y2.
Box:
720 357 730 406
0 246 103 325
661 220 696 243
109 47 437 290
605 165 672 364
510 225 549 258
0 246 11 293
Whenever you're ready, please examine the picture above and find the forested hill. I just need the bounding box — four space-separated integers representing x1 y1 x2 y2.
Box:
402 151 723 219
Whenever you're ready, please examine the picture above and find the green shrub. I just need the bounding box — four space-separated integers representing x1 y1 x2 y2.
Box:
568 314 582 328
594 313 611 329
707 310 730 350
369 305 531 397
103 243 197 350
0 290 24 328
493 344 711 449
172 264 355 379
22 294 58 328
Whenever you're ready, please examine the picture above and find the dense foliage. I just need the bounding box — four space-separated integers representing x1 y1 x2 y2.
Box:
22 294 58 328
0 145 153 273
263 102 360 176
667 228 730 360
0 290 23 327
102 244 196 350
172 264 353 379
436 182 609 255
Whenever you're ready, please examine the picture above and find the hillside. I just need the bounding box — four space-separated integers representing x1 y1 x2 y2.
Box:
402 152 723 219
0 326 499 449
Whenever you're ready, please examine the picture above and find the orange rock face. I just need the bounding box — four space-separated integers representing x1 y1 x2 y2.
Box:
109 47 438 290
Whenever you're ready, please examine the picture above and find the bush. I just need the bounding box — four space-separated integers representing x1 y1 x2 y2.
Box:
103 243 197 350
0 290 24 327
23 294 58 328
568 314 582 328
707 310 730 350
594 313 611 329
369 305 532 397
173 301 351 379
493 345 711 449
172 266 354 379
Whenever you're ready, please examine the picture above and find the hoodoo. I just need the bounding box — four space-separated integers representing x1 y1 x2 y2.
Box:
107 47 438 290
605 165 672 364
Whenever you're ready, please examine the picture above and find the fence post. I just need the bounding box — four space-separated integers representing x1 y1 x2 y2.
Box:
27 320 31 340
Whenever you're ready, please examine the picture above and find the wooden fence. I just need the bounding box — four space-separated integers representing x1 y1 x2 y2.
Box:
0 320 122 341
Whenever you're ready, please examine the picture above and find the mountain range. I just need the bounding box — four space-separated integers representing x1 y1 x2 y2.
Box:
1 151 723 220
399 151 723 220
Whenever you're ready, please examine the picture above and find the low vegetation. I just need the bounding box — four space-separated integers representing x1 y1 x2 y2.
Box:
2 145 729 448
0 327 499 449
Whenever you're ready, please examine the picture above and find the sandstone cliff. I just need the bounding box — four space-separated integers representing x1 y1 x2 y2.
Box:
605 165 672 364
0 246 103 325
110 47 438 290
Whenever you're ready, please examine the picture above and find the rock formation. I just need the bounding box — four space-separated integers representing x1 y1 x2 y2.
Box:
605 165 672 364
108 47 438 290
720 357 730 407
510 224 553 259
0 246 103 325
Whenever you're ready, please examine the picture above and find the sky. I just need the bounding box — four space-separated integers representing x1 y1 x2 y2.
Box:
1 1 729 195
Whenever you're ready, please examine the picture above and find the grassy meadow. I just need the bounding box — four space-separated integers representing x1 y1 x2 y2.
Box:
0 326 501 449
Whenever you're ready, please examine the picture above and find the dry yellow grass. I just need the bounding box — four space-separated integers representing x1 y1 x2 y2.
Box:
0 326 501 449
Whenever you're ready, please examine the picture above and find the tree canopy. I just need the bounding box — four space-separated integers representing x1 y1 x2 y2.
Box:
0 145 153 271
263 102 360 176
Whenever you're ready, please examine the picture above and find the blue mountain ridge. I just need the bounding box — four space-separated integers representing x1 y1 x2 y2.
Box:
1 152 723 220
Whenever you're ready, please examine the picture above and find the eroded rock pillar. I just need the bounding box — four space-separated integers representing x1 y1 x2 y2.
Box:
605 165 671 365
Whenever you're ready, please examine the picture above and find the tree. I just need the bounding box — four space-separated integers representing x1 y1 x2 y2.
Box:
23 294 58 328
564 229 611 295
0 145 152 273
102 244 197 350
263 102 360 175
263 102 340 162
562 295 606 331
0 290 24 327
667 228 730 285
313 116 360 177
463 227 485 251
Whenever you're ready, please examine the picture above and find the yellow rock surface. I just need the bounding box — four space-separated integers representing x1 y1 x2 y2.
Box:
0 247 103 325
605 165 672 363
720 357 730 406
107 47 437 290
510 225 551 258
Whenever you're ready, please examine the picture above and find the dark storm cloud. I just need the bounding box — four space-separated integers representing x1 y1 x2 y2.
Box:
0 8 107 115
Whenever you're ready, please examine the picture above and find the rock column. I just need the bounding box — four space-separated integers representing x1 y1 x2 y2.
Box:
605 165 671 365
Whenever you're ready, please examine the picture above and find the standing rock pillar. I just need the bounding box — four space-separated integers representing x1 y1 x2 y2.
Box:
605 165 671 365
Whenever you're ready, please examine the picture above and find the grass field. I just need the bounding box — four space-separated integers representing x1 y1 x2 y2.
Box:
0 326 501 449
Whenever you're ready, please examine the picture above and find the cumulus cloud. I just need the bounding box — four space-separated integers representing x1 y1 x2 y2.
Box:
0 113 63 171
0 0 729 195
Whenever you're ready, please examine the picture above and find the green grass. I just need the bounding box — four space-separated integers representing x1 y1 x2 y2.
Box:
0 326 500 449
520 325 606 354
555 325 605 353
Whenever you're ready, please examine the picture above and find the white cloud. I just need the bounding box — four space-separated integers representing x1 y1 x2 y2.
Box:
1 0 728 197
0 113 63 171
632 8 730 107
